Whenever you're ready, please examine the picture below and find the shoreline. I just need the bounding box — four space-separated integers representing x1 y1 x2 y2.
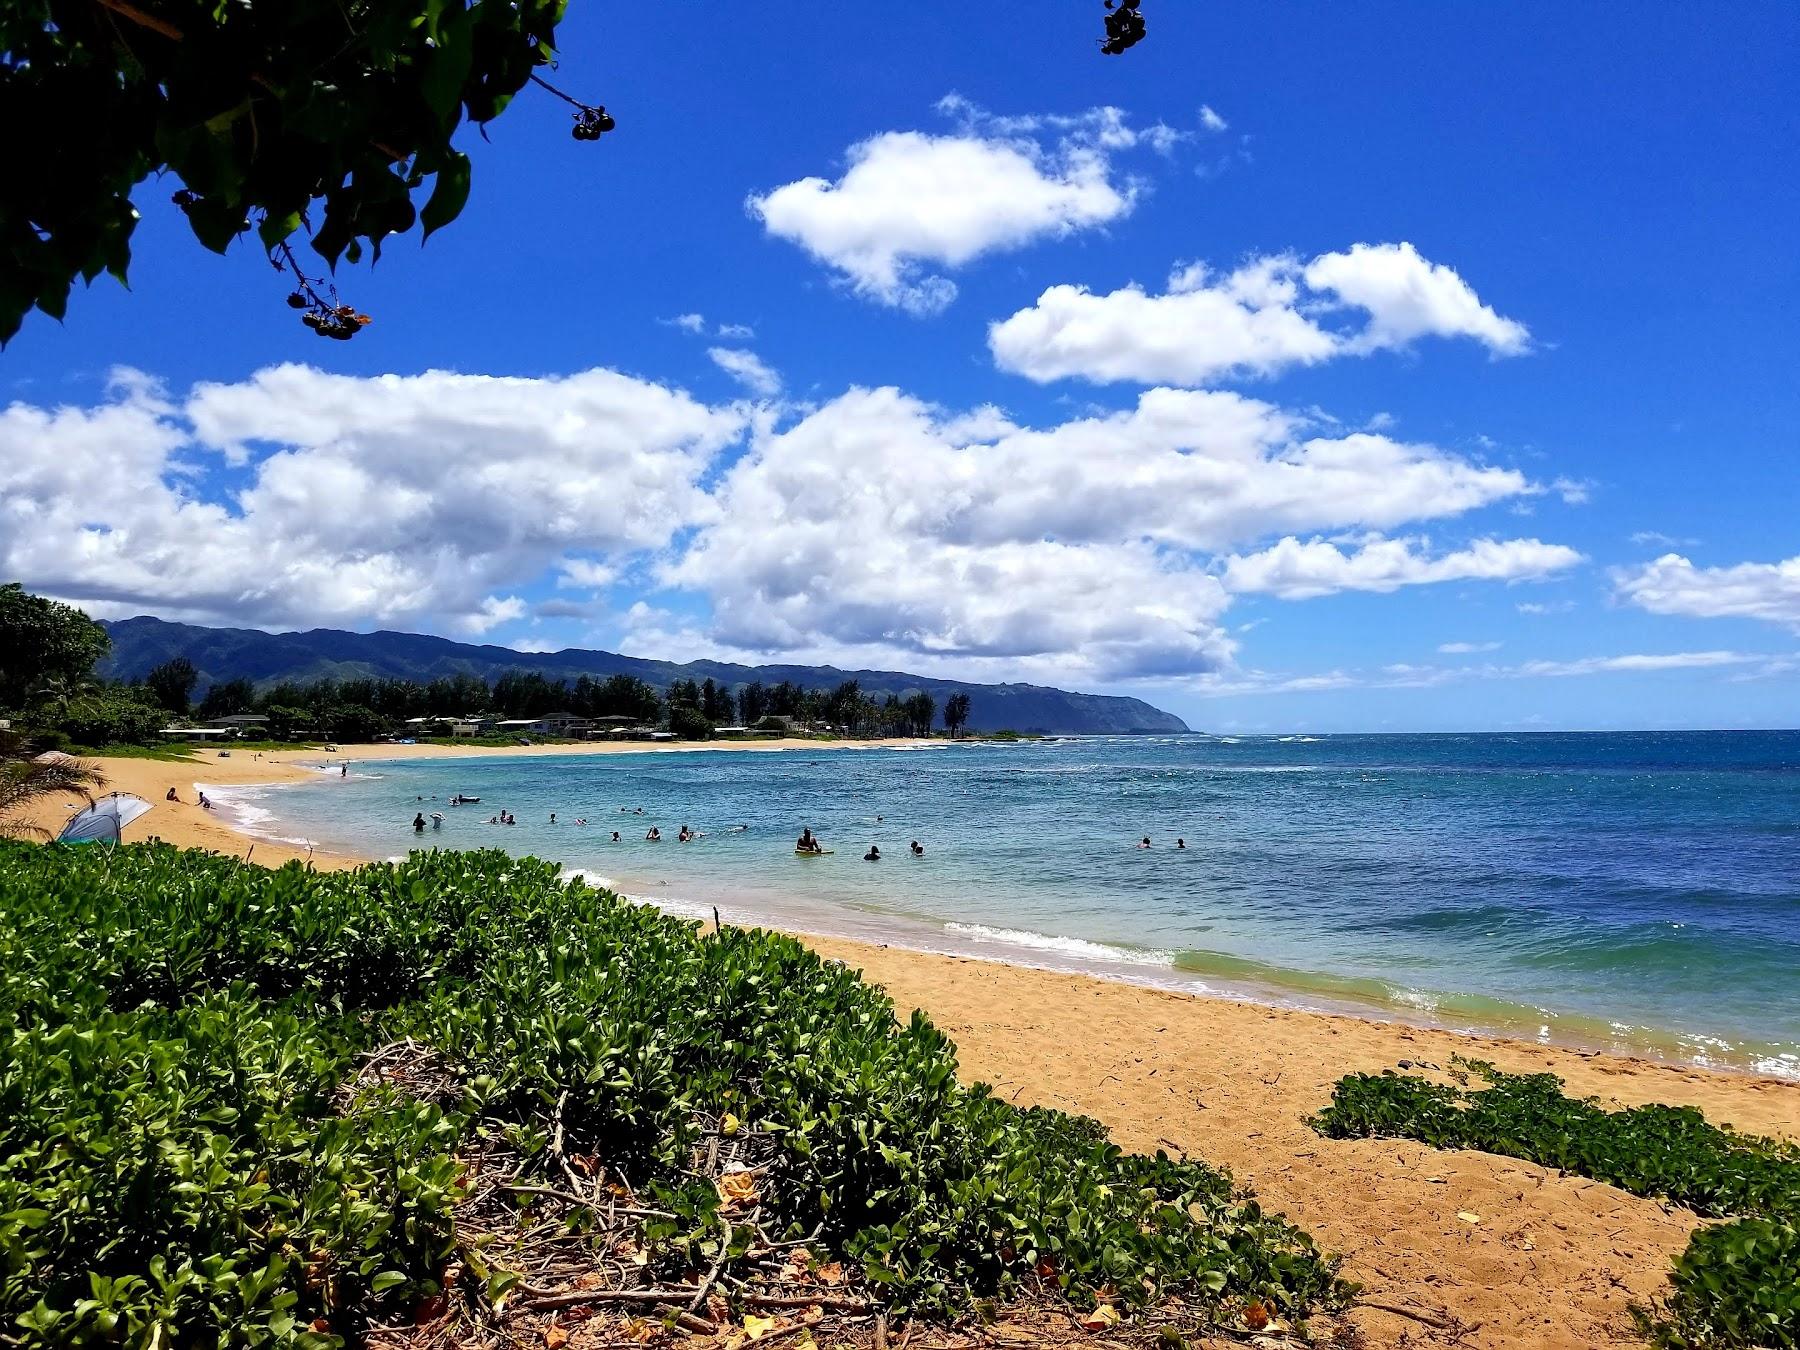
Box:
39 743 1800 1084
19 748 1800 1347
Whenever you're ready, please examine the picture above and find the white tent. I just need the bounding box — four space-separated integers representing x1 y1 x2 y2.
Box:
58 793 153 845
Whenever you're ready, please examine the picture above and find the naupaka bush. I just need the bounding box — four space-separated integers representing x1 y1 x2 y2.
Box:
0 841 1344 1344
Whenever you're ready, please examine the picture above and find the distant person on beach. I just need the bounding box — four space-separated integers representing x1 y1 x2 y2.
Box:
910 840 924 856
413 813 426 832
165 787 179 802
340 765 348 777
864 844 881 861
198 792 213 811
646 826 662 841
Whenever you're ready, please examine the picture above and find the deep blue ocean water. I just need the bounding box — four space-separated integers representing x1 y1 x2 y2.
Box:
206 732 1800 1077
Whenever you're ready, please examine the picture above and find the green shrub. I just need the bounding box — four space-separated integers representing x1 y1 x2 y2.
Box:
1314 1058 1800 1347
0 842 1345 1343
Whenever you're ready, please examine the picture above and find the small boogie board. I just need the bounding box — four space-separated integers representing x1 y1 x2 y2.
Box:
794 848 835 857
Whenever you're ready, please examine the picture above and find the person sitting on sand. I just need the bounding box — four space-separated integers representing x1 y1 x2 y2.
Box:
910 839 924 856
864 844 881 861
165 787 180 803
646 826 662 841
1138 836 1151 848
413 813 426 832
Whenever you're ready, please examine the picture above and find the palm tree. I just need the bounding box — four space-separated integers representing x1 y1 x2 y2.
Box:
0 728 104 839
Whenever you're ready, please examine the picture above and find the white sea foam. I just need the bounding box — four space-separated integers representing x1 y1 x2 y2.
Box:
944 922 1175 968
197 783 324 849
1750 1052 1800 1081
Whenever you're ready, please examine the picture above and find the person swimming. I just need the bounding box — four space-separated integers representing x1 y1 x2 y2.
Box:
1175 838 1186 849
910 839 924 856
864 844 881 861
549 812 557 824
413 813 426 832
678 824 692 842
646 826 662 841
611 830 621 842
1138 836 1151 848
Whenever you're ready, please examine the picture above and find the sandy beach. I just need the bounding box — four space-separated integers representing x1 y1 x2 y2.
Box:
24 747 1800 1349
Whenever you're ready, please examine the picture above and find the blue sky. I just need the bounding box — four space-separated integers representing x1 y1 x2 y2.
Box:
3 3 1797 731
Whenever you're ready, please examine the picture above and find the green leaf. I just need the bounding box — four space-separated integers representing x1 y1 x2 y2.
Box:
419 152 471 241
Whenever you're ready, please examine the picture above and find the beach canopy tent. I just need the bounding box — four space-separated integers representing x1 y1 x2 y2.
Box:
58 792 153 845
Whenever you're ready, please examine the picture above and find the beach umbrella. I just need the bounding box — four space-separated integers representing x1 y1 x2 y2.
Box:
57 792 153 845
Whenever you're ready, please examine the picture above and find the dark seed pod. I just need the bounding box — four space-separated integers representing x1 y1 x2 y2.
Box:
286 292 309 309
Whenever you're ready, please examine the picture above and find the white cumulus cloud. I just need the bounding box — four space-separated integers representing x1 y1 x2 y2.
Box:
1220 535 1582 600
708 348 783 399
990 242 1529 386
0 365 742 635
747 101 1163 315
653 386 1552 682
1612 553 1800 632
0 365 1571 689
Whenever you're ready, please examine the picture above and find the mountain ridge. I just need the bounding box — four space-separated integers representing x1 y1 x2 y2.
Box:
98 616 1190 735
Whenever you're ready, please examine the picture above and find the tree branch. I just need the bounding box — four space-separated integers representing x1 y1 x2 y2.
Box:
91 0 183 44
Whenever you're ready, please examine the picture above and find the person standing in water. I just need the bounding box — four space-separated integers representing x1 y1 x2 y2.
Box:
412 812 426 833
910 840 924 856
796 827 822 854
864 844 881 861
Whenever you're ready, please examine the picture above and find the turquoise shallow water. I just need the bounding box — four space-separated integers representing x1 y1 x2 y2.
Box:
204 732 1800 1077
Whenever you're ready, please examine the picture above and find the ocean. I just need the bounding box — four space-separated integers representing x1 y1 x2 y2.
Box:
205 731 1800 1078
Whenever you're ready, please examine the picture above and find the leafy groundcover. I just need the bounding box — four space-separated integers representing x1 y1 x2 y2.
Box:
0 842 1345 1346
1314 1057 1800 1348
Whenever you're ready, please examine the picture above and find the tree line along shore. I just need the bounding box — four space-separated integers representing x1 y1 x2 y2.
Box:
2 583 978 754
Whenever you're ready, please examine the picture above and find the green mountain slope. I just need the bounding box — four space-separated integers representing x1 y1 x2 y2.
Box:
99 616 1190 735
